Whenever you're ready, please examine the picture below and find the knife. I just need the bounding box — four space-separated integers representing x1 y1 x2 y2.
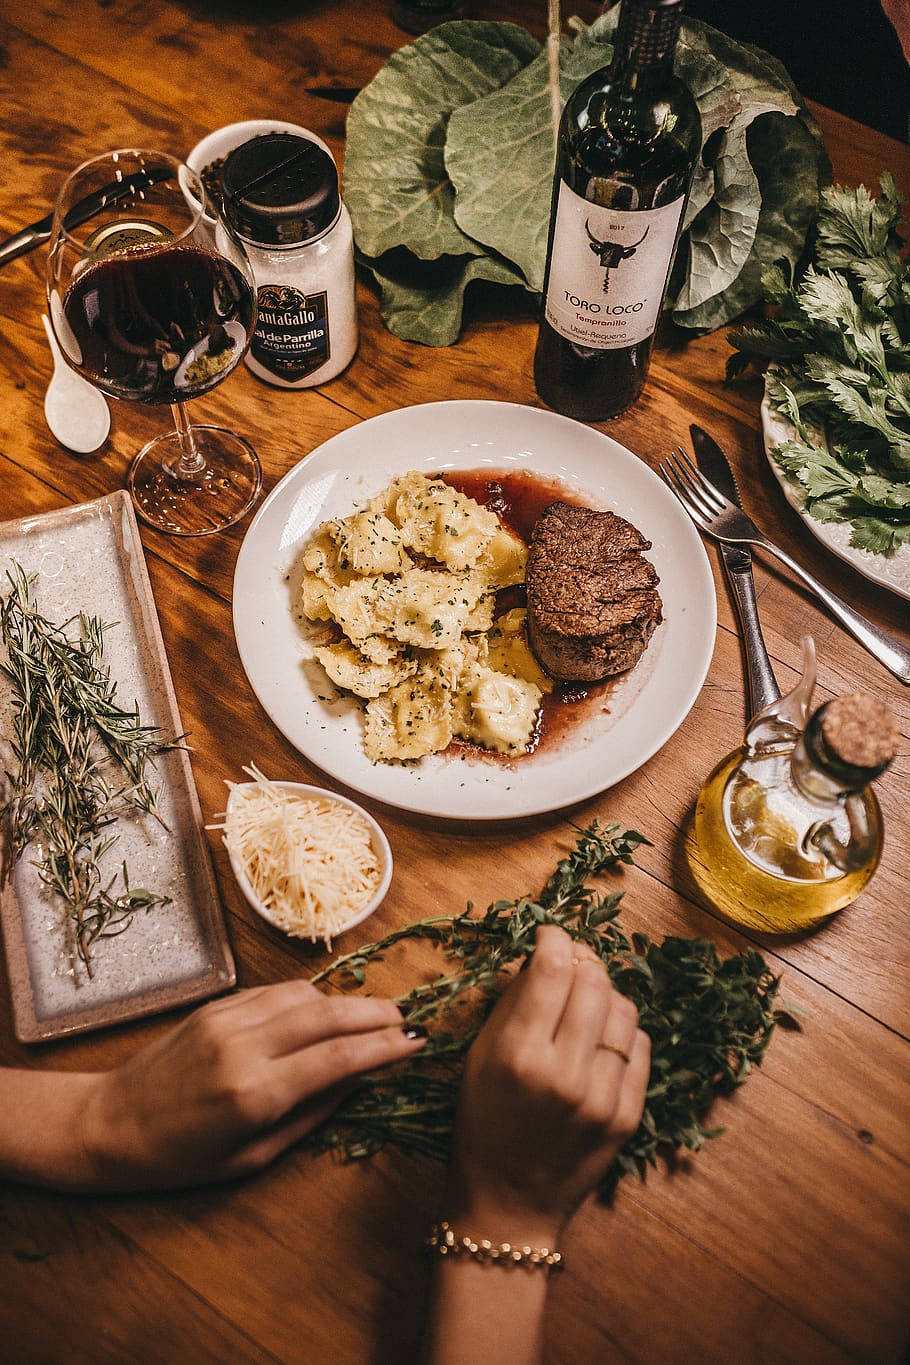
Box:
305 85 361 103
690 424 781 716
0 164 173 269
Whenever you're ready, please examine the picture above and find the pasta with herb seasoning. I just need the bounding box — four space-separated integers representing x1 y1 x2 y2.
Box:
299 472 548 761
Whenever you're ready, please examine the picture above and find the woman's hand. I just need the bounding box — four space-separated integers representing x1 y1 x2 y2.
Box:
446 924 650 1247
424 927 650 1365
70 979 426 1191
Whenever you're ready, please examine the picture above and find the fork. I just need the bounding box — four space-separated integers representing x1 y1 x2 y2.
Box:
659 450 910 687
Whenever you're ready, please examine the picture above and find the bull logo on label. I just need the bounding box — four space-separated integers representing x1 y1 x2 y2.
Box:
584 220 650 295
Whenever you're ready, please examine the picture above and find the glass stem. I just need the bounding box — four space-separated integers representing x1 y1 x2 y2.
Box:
170 402 206 480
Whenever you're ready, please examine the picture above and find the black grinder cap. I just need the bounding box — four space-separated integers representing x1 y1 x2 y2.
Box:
220 133 340 247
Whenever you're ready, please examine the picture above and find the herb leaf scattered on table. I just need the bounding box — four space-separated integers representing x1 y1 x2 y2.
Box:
307 822 785 1196
0 565 177 976
728 175 910 556
343 14 829 345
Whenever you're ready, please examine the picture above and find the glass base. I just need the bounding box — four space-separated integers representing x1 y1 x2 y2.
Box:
128 426 262 536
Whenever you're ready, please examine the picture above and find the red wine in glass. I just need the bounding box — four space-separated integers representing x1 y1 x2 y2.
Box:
62 245 255 404
48 149 261 537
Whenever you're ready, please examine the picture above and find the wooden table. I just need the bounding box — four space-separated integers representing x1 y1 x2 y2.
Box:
1 3 908 1361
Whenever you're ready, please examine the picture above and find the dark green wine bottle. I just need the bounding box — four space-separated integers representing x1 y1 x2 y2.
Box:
534 0 700 421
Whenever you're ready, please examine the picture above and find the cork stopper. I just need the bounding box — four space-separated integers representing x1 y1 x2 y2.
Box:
820 693 900 770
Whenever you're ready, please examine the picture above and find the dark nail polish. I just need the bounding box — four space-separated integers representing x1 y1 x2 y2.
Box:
402 1023 428 1040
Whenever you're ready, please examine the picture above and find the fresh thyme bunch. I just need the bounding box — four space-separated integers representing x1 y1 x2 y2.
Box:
0 564 177 975
308 822 785 1196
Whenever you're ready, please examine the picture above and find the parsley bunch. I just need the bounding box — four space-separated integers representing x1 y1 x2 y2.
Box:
307 822 786 1197
728 175 910 555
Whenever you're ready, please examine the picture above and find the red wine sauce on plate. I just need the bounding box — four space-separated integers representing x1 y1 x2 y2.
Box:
442 470 617 763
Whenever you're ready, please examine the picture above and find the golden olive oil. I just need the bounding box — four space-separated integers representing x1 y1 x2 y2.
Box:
688 748 883 934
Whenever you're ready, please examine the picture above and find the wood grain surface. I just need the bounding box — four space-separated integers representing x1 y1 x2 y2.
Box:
1 3 908 1362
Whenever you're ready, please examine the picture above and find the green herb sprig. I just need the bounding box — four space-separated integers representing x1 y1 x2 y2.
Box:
307 822 785 1196
727 174 910 556
0 565 177 976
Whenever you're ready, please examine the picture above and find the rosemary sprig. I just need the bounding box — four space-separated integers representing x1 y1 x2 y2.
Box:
307 822 787 1196
0 564 178 977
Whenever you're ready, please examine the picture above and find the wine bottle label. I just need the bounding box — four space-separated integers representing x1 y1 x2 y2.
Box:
544 183 684 350
251 284 330 381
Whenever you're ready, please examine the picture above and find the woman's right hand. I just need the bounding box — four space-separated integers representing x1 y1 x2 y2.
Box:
445 925 650 1248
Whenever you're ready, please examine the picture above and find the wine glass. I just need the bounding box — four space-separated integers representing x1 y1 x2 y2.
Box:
47 148 262 536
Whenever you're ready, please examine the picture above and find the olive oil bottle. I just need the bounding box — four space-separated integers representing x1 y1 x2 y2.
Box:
534 0 700 420
687 639 899 933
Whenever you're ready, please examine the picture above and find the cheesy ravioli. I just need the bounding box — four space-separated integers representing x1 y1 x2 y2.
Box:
299 473 548 762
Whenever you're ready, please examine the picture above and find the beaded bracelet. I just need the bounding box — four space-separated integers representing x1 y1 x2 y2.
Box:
426 1221 563 1271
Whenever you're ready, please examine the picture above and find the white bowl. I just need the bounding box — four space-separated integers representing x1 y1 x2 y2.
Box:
186 120 333 229
224 780 392 942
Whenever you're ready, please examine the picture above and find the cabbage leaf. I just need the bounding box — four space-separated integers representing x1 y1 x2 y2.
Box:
344 22 539 263
344 15 829 345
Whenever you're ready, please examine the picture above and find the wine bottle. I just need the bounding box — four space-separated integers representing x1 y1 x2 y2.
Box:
534 0 701 421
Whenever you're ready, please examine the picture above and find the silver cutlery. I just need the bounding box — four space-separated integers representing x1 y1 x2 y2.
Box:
0 164 172 269
690 424 780 714
660 449 910 687
305 85 361 103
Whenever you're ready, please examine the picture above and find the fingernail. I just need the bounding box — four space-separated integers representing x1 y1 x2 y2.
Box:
402 1023 428 1041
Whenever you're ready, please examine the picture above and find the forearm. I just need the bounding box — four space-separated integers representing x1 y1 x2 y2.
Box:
423 1191 564 1365
425 1255 549 1365
0 1068 100 1190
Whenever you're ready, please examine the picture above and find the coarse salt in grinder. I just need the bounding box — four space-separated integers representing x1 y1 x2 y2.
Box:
220 132 357 388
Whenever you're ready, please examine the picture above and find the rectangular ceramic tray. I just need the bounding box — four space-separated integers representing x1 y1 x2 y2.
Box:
0 491 235 1042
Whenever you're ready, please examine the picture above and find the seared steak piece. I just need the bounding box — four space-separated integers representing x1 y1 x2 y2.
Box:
525 502 662 682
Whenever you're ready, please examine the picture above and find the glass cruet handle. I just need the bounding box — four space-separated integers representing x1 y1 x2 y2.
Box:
745 635 817 752
805 793 878 873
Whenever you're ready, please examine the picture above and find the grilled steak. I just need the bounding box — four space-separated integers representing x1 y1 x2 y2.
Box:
525 501 662 682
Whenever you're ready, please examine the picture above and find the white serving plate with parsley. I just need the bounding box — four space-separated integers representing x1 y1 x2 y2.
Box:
762 384 910 602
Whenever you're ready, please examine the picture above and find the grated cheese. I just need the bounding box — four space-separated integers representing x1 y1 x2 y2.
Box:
214 768 382 944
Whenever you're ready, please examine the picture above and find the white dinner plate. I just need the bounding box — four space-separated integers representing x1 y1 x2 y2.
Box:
232 400 716 820
761 385 910 603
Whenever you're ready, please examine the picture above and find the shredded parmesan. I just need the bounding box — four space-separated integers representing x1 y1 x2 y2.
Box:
213 767 383 944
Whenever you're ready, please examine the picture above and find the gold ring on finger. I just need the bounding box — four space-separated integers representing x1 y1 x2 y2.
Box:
597 1041 631 1064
